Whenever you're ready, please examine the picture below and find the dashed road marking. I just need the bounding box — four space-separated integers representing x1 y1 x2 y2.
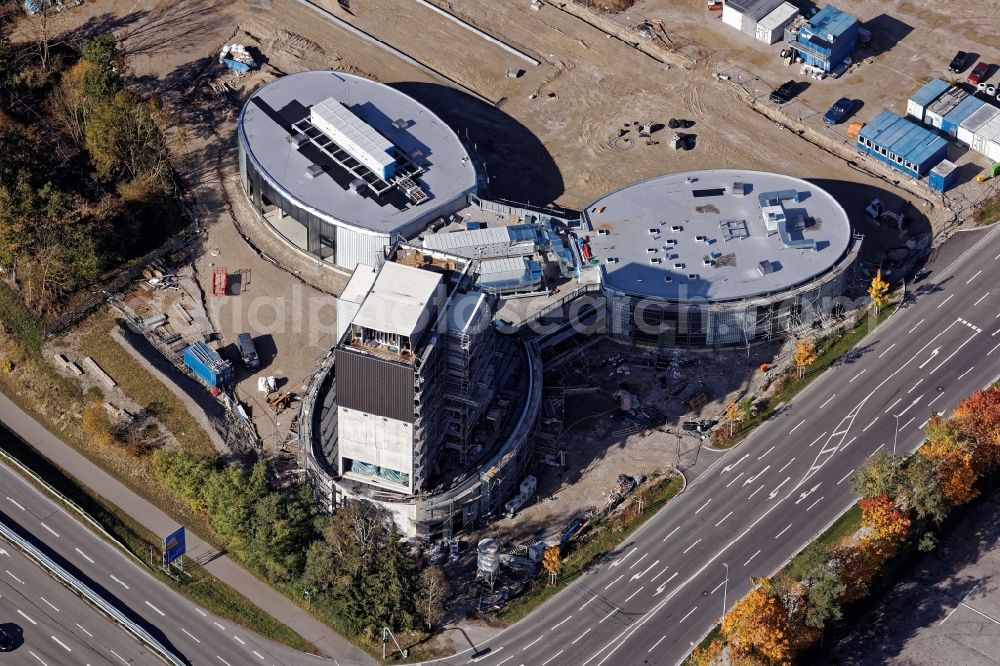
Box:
837 469 855 485
679 606 698 623
7 570 24 585
806 496 825 511
18 609 37 624
695 499 711 514
572 628 592 645
648 635 666 653
6 496 25 511
50 635 72 652
715 511 733 527
74 547 94 564
39 523 59 538
937 294 954 308
743 550 761 566
109 575 129 589
144 600 166 617
542 650 565 666
40 596 59 612
181 628 201 643
775 523 792 539
682 539 702 554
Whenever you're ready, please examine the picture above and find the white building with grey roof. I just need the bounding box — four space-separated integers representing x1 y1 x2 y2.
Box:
237 70 478 271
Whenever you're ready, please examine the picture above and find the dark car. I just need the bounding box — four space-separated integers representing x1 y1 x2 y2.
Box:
823 97 854 124
968 61 990 84
0 627 14 651
769 80 798 104
949 51 969 73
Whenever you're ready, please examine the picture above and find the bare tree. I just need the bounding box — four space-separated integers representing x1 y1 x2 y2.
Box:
21 2 68 71
417 566 449 630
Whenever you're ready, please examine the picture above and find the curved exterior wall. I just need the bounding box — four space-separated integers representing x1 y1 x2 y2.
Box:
605 235 861 348
236 71 478 271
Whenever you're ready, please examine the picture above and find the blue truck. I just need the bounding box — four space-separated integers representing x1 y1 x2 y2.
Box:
183 342 234 389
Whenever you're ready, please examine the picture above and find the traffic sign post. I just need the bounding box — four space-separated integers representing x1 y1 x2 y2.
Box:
162 526 186 575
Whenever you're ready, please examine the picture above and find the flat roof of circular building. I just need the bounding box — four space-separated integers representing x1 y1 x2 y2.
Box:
583 170 853 302
238 70 477 235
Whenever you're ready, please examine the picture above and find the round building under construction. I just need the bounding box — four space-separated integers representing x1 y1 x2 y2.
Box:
581 169 861 348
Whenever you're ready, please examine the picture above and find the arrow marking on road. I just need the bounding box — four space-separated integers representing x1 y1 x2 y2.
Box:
721 454 748 474
758 445 775 460
768 477 791 499
610 546 637 568
795 483 822 504
631 559 659 582
743 465 770 486
919 348 940 369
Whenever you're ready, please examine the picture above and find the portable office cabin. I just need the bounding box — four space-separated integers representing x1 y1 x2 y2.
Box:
924 86 968 130
722 0 784 37
906 78 949 123
969 114 1000 163
856 111 948 179
941 96 984 138
958 104 1000 147
791 4 860 73
755 2 798 44
928 160 958 192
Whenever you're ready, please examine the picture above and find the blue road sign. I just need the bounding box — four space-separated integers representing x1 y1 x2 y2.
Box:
163 526 186 565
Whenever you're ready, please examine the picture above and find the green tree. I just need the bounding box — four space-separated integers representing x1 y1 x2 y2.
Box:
152 449 215 512
368 526 418 632
786 540 831 584
84 90 164 181
900 454 946 524
852 452 905 499
82 33 120 68
805 572 846 628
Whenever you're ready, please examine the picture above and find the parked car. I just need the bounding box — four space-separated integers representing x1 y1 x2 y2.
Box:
236 333 260 370
968 61 989 84
948 51 969 73
769 80 798 104
823 97 854 125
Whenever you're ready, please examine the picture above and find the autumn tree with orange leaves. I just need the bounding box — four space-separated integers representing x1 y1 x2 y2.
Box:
859 494 910 556
950 387 1000 471
721 577 794 666
919 414 978 506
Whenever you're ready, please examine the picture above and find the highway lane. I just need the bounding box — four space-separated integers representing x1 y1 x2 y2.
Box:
423 223 1000 666
0 534 155 665
0 461 367 666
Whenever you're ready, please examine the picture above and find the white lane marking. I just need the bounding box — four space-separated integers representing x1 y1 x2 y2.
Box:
28 651 49 665
144 600 166 617
51 635 72 652
743 465 770 486
623 587 644 604
758 445 776 460
721 453 749 474
599 607 620 624
837 469 855 485
908 318 925 333
928 391 946 406
725 472 745 488
253 650 265 660
682 539 702 554
748 485 764 499
18 609 38 624
542 650 565 666
808 431 828 447
743 550 761 566
610 547 638 568
974 292 990 306
214 622 226 631
7 569 24 584
862 417 879 432
632 560 659 582
778 458 795 473
470 648 503 664
695 499 712 514
217 657 233 666
967 270 982 284
775 523 792 539
920 418 929 430
109 575 130 589
885 398 903 413
195 607 208 617
908 379 924 394
552 615 572 630
820 394 836 408
768 477 791 499
628 553 648 570
572 628 592 644
604 574 624 590
75 623 93 638
841 436 857 451
849 369 867 382
715 511 733 527
789 419 806 435
648 635 667 653
40 596 59 612
233 636 246 645
579 595 598 611
937 294 954 308
181 627 201 643
878 344 896 359
899 417 915 431
959 602 1000 625
988 342 1000 356
710 580 726 594
873 443 885 454
679 606 698 623
111 649 130 665
74 547 94 564
39 523 59 538
940 582 982 625
6 496 25 510
898 395 924 417
661 526 679 543
957 366 974 381
806 496 825 511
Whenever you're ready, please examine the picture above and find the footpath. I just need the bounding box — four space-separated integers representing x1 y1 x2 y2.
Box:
0 390 374 665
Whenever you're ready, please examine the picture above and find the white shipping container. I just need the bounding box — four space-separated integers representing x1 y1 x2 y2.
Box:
970 114 1000 162
721 4 743 31
755 2 798 44
520 475 537 499
957 105 999 146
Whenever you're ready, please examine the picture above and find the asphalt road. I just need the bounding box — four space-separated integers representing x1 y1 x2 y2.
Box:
422 223 1000 666
0 461 367 666
0 534 155 665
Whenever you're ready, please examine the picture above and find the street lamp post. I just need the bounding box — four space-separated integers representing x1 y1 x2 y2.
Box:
722 562 730 622
893 413 900 456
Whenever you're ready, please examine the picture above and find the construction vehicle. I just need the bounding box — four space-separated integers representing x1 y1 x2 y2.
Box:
864 198 906 229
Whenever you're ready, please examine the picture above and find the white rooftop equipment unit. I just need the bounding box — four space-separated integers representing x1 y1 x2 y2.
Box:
309 97 397 180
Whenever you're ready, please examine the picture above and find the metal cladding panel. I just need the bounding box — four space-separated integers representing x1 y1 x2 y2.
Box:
335 347 415 423
336 225 391 270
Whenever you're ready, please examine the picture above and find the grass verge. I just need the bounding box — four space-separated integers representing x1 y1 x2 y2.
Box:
973 191 1000 226
713 301 899 450
0 421 317 653
497 472 684 624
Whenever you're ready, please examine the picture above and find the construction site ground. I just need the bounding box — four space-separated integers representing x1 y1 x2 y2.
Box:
41 0 1000 647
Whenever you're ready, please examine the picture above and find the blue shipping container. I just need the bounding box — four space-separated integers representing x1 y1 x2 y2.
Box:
928 160 958 192
941 96 985 138
857 111 948 178
183 342 234 389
